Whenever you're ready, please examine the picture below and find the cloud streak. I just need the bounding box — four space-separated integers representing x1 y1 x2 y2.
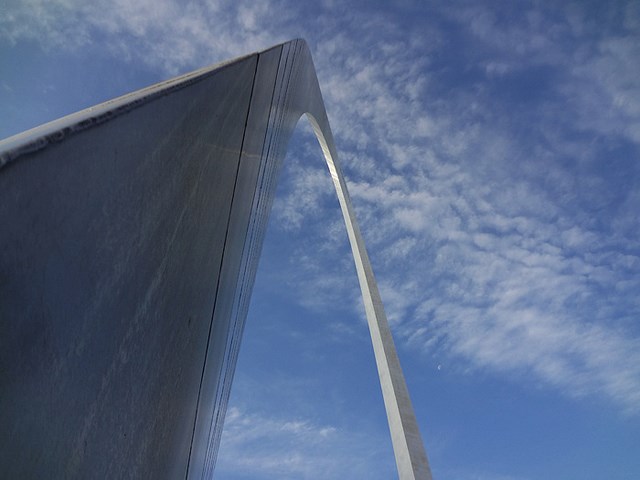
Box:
216 407 392 479
270 1 640 415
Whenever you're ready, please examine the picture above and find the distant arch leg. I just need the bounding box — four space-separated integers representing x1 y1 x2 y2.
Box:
304 112 433 480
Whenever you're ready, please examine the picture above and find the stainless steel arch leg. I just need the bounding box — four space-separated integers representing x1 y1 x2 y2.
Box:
307 113 433 480
0 39 432 480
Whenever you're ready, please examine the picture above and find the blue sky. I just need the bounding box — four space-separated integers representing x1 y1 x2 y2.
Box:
2 1 640 479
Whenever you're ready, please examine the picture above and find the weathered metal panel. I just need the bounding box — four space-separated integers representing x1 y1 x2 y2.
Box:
0 55 256 479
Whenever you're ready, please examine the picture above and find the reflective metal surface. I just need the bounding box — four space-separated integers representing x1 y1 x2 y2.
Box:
0 39 432 479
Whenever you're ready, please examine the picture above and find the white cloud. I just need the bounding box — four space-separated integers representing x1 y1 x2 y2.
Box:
273 1 640 414
0 0 296 73
216 407 391 479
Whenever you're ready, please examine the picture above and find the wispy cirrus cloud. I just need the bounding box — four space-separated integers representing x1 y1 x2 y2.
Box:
216 407 392 479
269 1 640 415
0 0 295 73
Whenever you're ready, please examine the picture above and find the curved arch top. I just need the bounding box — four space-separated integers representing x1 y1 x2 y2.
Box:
0 40 431 479
287 40 433 480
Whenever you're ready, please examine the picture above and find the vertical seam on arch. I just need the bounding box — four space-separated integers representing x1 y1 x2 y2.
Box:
209 42 282 458
185 53 261 480
205 44 285 467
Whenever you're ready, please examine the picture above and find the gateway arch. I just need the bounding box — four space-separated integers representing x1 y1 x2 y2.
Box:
0 39 432 479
